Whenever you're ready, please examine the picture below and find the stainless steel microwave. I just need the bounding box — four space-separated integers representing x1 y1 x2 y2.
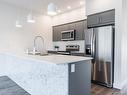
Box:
61 30 75 41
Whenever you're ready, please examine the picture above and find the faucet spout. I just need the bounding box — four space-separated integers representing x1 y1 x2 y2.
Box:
33 36 45 54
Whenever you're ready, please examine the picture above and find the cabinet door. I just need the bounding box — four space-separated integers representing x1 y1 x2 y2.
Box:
53 26 61 41
75 21 85 40
53 26 59 41
87 14 99 28
68 23 76 30
57 26 62 41
100 10 115 25
69 61 91 95
84 20 87 39
60 24 69 31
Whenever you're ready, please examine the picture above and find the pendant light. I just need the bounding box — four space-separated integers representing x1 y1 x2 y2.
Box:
27 13 35 23
16 12 23 28
47 3 57 16
16 20 22 28
27 1 36 23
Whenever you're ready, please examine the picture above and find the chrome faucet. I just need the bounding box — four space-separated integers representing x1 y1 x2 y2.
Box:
33 36 44 54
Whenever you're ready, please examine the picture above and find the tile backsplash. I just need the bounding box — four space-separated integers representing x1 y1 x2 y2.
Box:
53 40 85 53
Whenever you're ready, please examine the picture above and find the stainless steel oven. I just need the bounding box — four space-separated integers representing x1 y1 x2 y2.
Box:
61 30 75 41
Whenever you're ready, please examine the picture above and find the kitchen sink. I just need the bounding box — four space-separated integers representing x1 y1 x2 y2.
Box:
28 51 48 56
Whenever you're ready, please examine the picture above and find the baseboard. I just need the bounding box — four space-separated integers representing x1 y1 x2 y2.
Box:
121 79 127 89
113 82 122 89
114 79 127 89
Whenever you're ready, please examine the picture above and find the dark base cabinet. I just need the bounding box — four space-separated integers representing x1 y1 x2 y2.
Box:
69 61 91 95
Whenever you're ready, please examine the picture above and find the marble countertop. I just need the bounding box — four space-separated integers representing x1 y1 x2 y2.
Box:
2 52 93 65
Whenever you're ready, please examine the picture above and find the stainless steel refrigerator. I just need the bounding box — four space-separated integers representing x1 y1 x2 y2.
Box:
85 25 115 87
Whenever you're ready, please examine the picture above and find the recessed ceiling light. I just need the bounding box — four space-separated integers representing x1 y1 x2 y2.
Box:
67 6 71 9
16 21 22 28
58 10 61 13
47 11 57 15
80 1 84 5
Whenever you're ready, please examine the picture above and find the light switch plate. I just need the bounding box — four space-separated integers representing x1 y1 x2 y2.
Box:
71 64 75 73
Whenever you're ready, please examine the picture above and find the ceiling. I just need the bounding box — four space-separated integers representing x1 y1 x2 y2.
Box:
0 0 85 15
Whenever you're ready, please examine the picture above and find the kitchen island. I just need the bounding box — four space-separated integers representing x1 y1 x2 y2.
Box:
0 52 92 95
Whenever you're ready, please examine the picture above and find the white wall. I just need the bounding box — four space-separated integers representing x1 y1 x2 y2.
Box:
121 0 127 88
52 7 86 26
114 0 122 89
86 0 122 89
0 2 53 53
86 0 115 15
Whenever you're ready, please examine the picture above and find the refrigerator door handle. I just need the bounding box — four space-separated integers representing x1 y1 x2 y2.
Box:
92 31 96 60
90 29 93 56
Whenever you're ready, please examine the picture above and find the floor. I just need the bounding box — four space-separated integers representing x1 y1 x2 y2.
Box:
0 76 126 95
0 76 30 95
91 83 121 95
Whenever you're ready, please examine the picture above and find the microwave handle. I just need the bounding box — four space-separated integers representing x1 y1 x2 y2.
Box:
70 32 72 38
70 31 74 38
